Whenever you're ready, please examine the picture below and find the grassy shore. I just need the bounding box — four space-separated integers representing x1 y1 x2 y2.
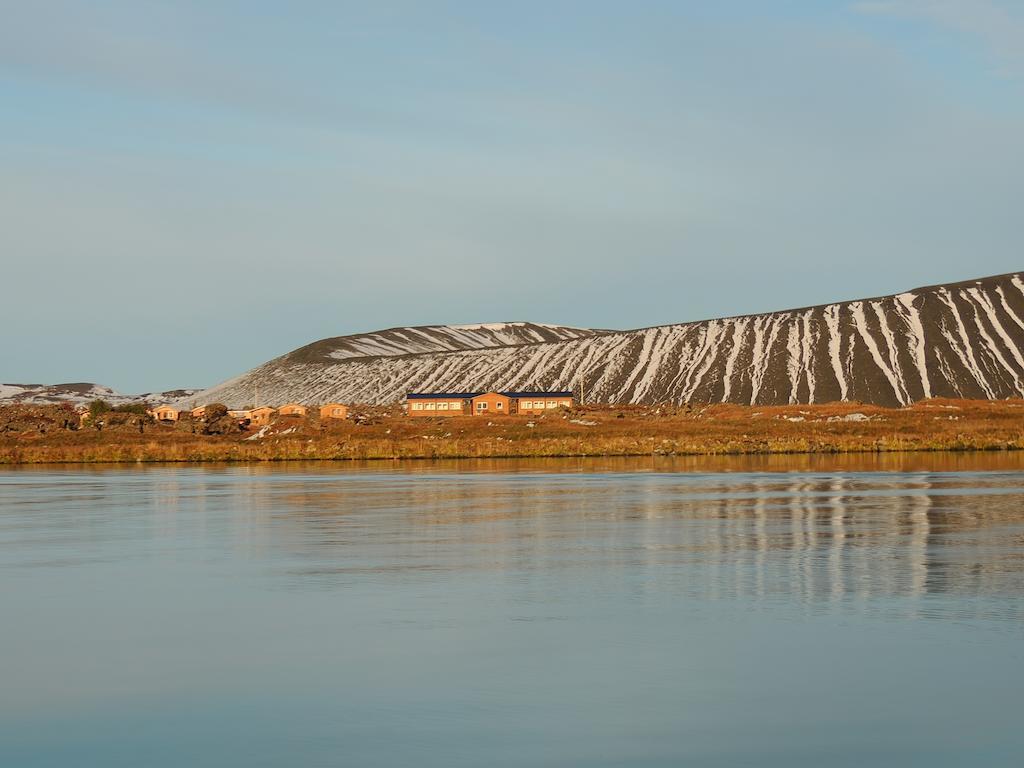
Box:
2 399 1023 464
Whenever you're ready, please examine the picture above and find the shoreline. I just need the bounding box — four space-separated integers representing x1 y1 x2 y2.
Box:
3 398 1022 465
3 441 1024 465
6 451 1024 479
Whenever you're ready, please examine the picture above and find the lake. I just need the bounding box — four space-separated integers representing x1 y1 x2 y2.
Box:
2 456 1023 766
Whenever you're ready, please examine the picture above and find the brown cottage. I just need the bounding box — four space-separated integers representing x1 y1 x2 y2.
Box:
249 406 275 425
229 406 276 427
319 403 349 420
278 403 307 417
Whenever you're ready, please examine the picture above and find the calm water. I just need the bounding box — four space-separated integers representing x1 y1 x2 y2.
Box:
2 457 1024 767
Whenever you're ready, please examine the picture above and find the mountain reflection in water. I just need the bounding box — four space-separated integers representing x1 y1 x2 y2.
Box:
2 456 1023 767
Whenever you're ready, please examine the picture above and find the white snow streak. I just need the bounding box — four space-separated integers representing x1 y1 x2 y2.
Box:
722 319 750 402
870 300 910 404
965 288 1024 395
851 302 906 404
895 292 931 400
936 289 996 398
824 304 848 401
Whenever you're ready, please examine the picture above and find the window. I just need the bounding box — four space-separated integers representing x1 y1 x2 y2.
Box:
521 401 533 409
477 402 487 410
450 402 462 410
496 401 503 409
437 402 449 410
560 400 570 407
546 401 557 409
333 408 343 416
424 402 436 410
412 402 423 411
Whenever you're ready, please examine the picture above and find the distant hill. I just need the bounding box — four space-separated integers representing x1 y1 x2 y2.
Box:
281 322 604 363
189 272 1024 408
0 383 198 407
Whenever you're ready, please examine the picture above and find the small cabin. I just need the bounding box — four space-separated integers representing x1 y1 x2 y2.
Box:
191 405 208 419
249 406 276 425
152 405 181 422
471 392 512 416
230 406 276 427
319 403 349 420
407 392 476 417
278 403 307 417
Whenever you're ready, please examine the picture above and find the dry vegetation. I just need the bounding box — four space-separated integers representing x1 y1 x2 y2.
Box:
1 398 1023 464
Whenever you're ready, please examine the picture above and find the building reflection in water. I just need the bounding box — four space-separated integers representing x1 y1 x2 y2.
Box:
4 458 1023 624
185 462 1024 624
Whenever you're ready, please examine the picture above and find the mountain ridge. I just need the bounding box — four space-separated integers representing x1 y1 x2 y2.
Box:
188 271 1024 409
0 383 199 407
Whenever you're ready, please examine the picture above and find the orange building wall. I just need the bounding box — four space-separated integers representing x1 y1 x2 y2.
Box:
320 404 349 419
471 392 512 416
232 407 276 426
516 397 573 415
408 399 467 416
279 404 307 417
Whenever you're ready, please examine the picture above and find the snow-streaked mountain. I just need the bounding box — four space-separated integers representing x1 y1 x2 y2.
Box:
0 383 198 407
191 273 1024 408
283 322 603 363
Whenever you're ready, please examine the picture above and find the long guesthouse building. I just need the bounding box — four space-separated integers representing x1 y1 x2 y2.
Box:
407 391 573 417
406 392 475 416
504 391 575 415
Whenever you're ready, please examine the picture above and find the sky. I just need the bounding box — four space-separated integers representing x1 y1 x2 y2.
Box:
2 0 1022 393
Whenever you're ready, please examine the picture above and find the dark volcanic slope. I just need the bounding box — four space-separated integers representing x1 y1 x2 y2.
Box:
192 272 1024 408
285 322 601 363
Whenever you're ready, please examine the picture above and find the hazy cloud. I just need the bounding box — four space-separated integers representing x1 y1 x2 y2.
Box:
853 0 1024 76
2 2 1022 391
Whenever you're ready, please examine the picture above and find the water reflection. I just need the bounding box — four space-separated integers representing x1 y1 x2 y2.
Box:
4 461 1023 618
2 460 1024 767
259 470 1024 614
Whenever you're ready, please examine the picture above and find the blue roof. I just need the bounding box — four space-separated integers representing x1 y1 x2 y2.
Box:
501 391 574 398
406 391 573 399
406 392 481 400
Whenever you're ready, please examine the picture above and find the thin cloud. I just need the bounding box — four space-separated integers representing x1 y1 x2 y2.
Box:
853 0 1024 76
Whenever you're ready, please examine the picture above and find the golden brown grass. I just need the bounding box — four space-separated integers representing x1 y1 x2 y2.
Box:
2 399 1022 464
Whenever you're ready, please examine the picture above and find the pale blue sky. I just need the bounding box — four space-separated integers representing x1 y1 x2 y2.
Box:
2 1 1022 393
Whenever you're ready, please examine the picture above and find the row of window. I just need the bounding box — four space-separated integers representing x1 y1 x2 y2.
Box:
411 399 571 411
411 401 464 411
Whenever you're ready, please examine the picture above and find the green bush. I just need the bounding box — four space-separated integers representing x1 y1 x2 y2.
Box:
88 400 112 420
113 402 149 415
